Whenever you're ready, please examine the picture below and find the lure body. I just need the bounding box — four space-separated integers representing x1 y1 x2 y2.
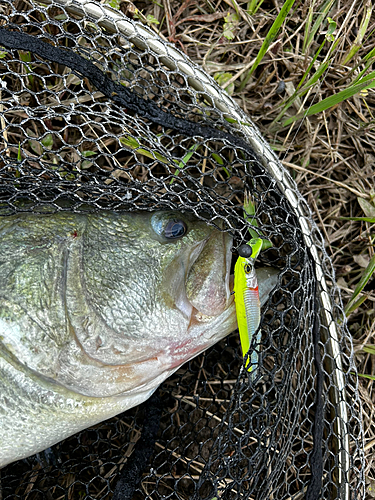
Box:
234 255 261 375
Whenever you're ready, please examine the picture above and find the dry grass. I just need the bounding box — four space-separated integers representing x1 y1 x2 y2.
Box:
128 0 375 494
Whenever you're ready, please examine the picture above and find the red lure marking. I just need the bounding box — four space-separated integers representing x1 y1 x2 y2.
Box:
72 230 78 238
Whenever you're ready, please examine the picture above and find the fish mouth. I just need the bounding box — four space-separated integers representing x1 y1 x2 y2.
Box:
170 228 236 361
177 227 233 318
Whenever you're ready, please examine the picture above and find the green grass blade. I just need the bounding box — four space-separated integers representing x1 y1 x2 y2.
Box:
247 0 265 15
352 57 375 85
344 293 369 316
283 74 375 126
238 0 296 92
363 345 375 355
302 61 330 91
341 216 375 222
19 50 34 86
170 144 198 184
355 70 375 84
303 0 336 53
243 192 273 250
302 0 316 54
364 44 375 61
344 253 375 316
106 0 121 9
212 153 224 165
249 238 263 259
120 135 170 164
120 135 140 149
342 0 372 65
358 373 375 381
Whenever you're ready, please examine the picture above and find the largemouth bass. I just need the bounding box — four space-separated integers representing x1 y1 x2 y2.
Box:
0 210 277 467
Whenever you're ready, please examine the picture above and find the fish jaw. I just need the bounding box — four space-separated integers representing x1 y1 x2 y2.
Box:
166 299 237 369
184 228 233 317
59 227 237 397
163 264 279 370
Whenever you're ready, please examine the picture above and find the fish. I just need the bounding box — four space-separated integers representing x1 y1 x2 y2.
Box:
0 210 278 467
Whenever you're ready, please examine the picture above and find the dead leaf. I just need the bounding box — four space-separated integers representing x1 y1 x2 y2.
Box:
353 254 370 268
358 197 375 218
337 277 348 288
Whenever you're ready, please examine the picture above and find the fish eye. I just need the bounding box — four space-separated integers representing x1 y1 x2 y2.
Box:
151 213 188 240
164 219 187 239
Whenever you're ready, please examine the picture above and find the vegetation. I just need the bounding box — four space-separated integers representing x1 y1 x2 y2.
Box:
128 0 375 490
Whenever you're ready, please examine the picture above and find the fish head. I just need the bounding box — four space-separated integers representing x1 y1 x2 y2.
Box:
72 210 237 397
0 210 236 400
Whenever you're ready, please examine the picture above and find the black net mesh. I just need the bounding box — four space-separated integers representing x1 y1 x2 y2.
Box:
0 1 365 499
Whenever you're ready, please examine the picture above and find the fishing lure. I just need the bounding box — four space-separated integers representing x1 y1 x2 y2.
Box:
234 239 263 377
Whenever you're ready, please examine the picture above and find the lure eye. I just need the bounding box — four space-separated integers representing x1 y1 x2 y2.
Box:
244 263 252 274
151 213 188 240
164 219 187 239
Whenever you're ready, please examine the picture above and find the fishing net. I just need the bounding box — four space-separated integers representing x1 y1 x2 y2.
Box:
0 1 365 499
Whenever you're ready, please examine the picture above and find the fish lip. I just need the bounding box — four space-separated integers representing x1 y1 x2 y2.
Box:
188 292 235 328
180 229 233 326
173 236 210 321
229 273 234 292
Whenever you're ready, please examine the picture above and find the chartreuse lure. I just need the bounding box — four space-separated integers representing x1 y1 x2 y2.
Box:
234 238 263 376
